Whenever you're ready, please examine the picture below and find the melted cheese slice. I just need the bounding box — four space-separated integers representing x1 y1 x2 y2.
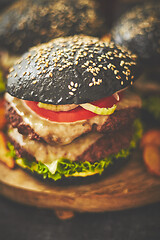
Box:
8 128 103 174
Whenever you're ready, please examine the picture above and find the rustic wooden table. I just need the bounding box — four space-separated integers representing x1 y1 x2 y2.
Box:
0 194 160 240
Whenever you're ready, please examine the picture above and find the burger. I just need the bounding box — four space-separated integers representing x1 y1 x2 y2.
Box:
0 0 107 94
5 35 142 181
111 1 160 66
0 0 106 55
111 1 160 121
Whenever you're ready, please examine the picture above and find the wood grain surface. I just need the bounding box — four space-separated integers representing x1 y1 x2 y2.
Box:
0 151 160 213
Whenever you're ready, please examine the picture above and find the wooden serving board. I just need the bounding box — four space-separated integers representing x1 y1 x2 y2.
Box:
0 151 160 216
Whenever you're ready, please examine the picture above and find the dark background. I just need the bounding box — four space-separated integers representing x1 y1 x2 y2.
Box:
0 195 160 240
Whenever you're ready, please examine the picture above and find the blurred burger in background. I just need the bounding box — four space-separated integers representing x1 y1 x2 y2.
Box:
0 0 107 67
0 0 108 95
111 1 160 122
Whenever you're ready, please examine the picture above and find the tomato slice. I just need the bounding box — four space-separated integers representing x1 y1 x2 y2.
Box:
25 93 122 122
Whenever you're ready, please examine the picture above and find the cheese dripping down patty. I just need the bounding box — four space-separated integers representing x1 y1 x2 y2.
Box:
8 127 104 174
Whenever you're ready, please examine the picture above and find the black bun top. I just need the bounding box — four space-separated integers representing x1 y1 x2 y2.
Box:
111 1 160 66
0 0 106 54
7 35 140 105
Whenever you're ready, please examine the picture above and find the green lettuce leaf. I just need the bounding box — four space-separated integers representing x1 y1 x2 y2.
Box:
143 96 160 121
7 119 143 181
0 70 5 93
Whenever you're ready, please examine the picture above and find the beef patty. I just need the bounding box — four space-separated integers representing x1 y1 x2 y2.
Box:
8 124 133 164
5 91 141 145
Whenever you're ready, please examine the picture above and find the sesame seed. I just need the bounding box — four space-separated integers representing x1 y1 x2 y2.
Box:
114 70 119 75
131 54 137 59
9 68 14 73
120 61 125 67
89 82 93 87
17 59 22 64
72 88 77 92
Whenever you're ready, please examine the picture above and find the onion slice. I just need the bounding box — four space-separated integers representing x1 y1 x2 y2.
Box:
80 103 117 115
